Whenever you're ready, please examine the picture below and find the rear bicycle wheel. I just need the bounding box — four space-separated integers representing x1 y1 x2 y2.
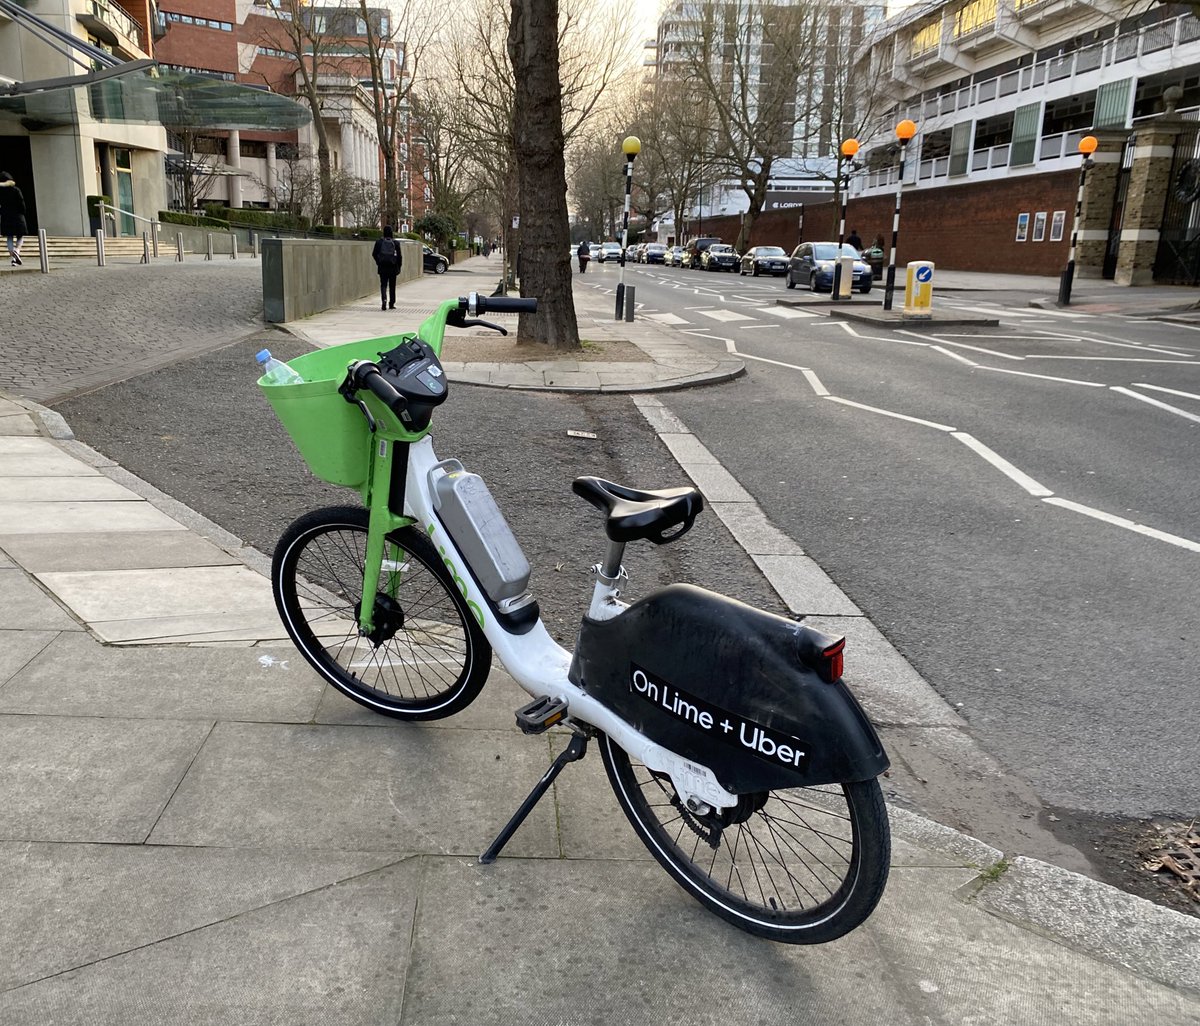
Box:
272 506 490 720
600 734 889 944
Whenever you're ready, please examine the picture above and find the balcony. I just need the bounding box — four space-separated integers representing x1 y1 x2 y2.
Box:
77 0 143 54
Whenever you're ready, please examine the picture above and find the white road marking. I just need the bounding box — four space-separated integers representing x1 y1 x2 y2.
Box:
983 367 1107 388
1043 498 1200 553
1060 334 1191 357
1028 356 1199 363
898 332 1025 361
952 432 1053 496
824 396 957 432
930 345 978 366
1110 386 1200 424
645 313 690 325
761 306 817 318
1131 382 1200 402
801 369 829 396
1019 306 1092 319
698 309 755 322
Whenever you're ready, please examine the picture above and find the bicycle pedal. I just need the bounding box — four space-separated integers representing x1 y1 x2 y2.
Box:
515 696 569 734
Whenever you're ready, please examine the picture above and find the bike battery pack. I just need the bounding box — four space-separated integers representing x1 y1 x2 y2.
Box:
429 459 532 603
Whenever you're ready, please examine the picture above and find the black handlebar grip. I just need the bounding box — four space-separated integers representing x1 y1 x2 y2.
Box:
350 361 406 415
470 296 538 315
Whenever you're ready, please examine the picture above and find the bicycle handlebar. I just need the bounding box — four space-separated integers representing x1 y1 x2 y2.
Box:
347 360 406 415
459 293 538 316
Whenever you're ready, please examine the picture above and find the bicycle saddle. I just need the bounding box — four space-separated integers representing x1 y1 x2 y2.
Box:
572 476 704 544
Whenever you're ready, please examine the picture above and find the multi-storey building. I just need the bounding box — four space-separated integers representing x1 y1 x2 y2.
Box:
848 0 1200 281
154 2 400 222
0 0 169 235
652 0 886 223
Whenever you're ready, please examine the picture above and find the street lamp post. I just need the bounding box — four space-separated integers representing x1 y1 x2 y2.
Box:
883 118 917 312
832 137 859 302
616 135 641 321
1057 135 1099 307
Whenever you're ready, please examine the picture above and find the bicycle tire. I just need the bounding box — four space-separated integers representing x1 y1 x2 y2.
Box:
272 506 490 720
600 733 890 943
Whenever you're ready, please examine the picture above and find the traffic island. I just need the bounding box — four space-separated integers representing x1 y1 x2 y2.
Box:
775 299 1000 328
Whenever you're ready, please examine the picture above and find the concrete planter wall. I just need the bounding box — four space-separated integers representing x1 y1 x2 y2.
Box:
261 238 421 323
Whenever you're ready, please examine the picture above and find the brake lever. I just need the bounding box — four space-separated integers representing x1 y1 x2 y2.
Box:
458 318 507 336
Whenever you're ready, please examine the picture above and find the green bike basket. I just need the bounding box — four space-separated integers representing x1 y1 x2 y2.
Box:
258 335 410 489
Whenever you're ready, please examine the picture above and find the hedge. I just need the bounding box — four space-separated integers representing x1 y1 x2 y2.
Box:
159 210 230 229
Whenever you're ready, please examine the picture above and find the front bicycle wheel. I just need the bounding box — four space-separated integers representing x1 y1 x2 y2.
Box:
600 734 889 944
272 506 490 720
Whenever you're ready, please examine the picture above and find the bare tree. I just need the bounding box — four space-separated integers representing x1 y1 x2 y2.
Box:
508 0 580 347
674 0 825 251
254 0 346 223
165 126 227 213
353 0 443 227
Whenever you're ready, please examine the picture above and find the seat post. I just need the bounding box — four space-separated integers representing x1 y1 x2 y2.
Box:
599 538 626 582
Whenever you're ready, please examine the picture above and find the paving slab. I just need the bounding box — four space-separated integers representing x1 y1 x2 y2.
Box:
0 413 36 436
0 859 419 1026
0 842 402 991
0 529 240 573
147 721 560 857
0 631 325 722
0 629 57 687
0 569 82 631
37 565 272 622
0 475 141 502
0 499 183 534
311 658 531 733
0 451 102 477
0 714 213 843
94 613 289 645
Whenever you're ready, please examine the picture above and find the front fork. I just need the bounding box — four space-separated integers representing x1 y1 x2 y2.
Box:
360 435 415 635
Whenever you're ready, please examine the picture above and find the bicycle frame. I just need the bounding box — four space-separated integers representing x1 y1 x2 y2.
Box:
347 300 739 812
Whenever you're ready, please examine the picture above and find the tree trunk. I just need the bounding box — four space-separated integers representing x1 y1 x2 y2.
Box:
508 0 580 349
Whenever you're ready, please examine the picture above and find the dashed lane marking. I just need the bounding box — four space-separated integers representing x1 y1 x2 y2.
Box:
952 432 1053 496
1110 386 1200 425
760 306 817 319
1043 498 1200 553
1132 383 1200 402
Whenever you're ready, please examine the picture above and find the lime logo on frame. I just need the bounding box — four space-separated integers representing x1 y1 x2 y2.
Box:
426 523 485 628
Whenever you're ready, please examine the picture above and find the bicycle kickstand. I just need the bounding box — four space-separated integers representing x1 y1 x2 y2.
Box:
479 732 589 864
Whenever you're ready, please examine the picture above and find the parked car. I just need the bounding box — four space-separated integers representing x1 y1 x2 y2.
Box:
598 241 624 262
786 242 873 293
666 245 684 266
739 245 789 277
423 245 448 274
682 236 721 269
701 243 739 272
588 243 601 260
634 243 649 263
626 244 640 262
644 242 668 264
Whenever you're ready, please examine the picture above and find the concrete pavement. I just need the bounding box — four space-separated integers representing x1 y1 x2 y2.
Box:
2 258 1199 1022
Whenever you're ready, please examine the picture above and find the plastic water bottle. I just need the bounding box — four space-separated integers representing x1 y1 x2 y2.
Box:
256 349 303 385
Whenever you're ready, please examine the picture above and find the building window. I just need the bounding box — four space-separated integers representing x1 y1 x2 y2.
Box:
163 11 233 31
1094 78 1131 130
240 140 269 159
1010 102 1040 166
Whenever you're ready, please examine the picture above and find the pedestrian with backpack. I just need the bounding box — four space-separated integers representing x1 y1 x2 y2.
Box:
372 225 402 310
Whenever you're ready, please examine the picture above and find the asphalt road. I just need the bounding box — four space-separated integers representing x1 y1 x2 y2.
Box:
606 261 1200 828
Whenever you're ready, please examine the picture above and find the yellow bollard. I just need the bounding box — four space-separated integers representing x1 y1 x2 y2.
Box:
903 261 934 319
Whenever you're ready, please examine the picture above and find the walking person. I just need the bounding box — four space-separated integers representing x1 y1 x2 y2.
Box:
0 172 28 267
372 225 402 310
846 228 863 251
577 239 589 274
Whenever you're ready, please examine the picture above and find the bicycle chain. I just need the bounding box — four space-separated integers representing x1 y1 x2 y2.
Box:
672 795 722 850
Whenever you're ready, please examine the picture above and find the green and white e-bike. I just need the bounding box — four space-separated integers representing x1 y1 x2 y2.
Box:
261 292 891 945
